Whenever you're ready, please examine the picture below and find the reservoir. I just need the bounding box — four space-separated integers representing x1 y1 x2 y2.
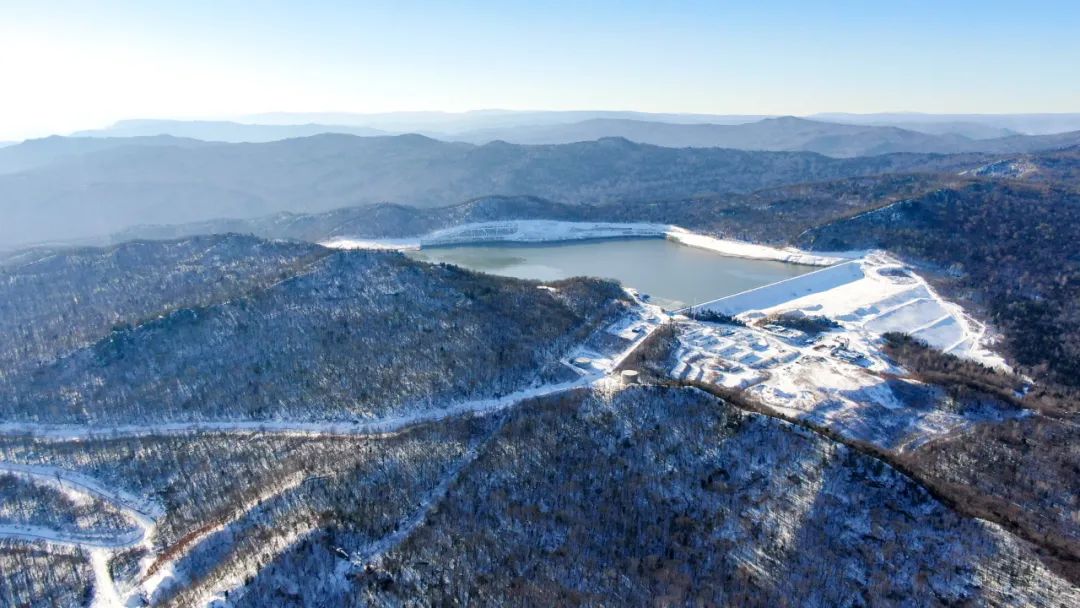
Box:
406 238 818 309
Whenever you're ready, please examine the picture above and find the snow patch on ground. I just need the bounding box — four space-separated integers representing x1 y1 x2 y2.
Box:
672 317 1020 453
960 159 1038 179
90 548 124 608
319 236 420 251
665 227 847 266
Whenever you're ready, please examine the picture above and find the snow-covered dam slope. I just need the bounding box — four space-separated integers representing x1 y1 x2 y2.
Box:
689 261 865 316
691 253 1004 368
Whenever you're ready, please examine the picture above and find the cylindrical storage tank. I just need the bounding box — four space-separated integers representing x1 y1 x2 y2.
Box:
620 369 640 385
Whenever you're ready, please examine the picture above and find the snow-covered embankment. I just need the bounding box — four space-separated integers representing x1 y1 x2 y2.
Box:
323 220 846 266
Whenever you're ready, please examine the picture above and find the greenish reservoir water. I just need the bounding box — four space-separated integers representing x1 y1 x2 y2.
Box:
406 238 817 309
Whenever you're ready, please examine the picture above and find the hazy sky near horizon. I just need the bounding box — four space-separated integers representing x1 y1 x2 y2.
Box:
1 0 1078 140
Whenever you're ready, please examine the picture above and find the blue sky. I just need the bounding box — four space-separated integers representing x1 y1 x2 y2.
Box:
1 0 1078 139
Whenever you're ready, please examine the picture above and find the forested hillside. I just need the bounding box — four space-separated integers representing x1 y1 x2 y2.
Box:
232 386 1076 607
0 416 494 606
109 195 591 244
880 333 1079 579
0 240 627 425
108 175 951 247
800 180 1080 387
0 235 330 378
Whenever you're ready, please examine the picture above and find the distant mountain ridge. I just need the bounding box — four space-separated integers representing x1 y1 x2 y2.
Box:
811 112 1080 136
0 134 209 175
65 115 1080 158
448 116 1080 157
238 109 1080 137
72 119 388 143
240 109 770 132
0 133 987 248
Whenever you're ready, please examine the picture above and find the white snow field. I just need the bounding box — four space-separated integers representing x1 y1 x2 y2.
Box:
692 252 1005 368
669 250 1017 455
671 317 1023 452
